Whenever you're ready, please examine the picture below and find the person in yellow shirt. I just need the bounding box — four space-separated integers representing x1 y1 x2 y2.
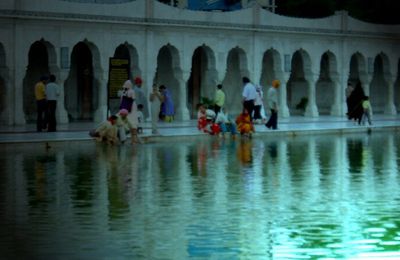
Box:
214 84 225 115
35 75 48 132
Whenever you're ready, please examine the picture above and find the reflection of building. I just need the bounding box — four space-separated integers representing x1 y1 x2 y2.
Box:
0 0 399 125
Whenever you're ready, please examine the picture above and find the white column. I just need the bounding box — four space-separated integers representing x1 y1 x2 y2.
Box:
94 68 107 123
57 69 69 124
174 69 190 121
278 72 290 118
384 74 397 115
0 67 12 125
13 62 25 125
330 73 344 116
304 72 319 117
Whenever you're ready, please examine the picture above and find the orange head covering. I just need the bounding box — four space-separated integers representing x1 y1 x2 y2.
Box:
272 79 280 88
134 77 142 85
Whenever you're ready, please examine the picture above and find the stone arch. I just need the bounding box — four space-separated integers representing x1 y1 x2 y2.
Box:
287 49 312 115
348 52 366 87
65 40 101 121
316 51 338 115
223 47 249 115
0 43 6 120
113 42 140 78
187 45 216 118
23 39 57 122
260 48 282 87
370 53 390 114
154 44 181 118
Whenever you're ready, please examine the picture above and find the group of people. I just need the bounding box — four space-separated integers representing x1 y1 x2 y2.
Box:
35 74 60 132
346 81 373 126
90 76 175 145
197 77 281 139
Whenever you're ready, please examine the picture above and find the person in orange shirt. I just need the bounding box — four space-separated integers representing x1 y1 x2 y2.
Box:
236 107 254 138
35 75 48 132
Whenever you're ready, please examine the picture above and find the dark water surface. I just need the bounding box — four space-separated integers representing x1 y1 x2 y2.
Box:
1 132 400 259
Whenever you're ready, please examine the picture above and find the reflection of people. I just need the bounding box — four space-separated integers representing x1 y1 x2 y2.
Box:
119 79 141 144
159 85 174 122
45 74 60 132
35 75 48 132
90 115 118 145
265 79 280 130
237 140 252 165
236 108 254 137
149 84 162 134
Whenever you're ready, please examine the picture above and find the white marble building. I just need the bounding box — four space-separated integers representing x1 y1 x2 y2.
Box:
0 0 399 125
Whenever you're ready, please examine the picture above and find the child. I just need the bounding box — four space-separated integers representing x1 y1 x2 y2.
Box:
89 115 118 145
361 96 372 126
137 104 144 134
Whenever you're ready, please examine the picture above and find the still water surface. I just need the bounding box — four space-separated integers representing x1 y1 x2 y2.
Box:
1 132 400 259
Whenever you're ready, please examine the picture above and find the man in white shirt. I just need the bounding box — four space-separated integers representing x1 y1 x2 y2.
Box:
241 77 257 120
265 79 280 130
45 74 60 132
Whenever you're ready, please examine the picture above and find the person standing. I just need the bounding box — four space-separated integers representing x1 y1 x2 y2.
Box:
45 74 60 132
35 75 48 132
265 79 280 130
361 96 372 126
253 85 264 124
159 85 174 122
149 84 162 135
241 77 257 120
214 84 225 115
119 79 141 144
133 76 148 119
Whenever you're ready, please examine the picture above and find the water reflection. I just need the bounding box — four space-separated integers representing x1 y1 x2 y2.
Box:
0 132 400 259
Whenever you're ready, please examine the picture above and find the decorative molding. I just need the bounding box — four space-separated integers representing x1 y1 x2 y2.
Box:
0 9 399 40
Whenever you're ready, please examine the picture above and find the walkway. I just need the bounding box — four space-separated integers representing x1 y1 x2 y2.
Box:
0 115 399 144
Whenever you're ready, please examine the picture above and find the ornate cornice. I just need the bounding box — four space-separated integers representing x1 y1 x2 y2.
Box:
0 9 398 40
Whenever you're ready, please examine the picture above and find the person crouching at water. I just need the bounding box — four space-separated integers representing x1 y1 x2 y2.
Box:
89 115 118 145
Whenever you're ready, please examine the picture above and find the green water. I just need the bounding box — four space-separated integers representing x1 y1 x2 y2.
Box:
1 132 400 259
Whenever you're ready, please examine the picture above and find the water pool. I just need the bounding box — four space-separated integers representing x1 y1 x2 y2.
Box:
1 132 400 259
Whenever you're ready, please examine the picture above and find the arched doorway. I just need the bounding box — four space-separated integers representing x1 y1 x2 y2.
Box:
316 52 336 115
188 45 216 118
110 43 141 114
23 41 50 122
260 49 281 88
370 54 389 114
65 41 98 121
154 44 181 118
348 52 365 87
287 50 310 115
223 47 249 115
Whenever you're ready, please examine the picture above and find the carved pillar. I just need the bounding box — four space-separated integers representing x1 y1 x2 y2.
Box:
304 72 319 117
13 64 25 125
174 68 190 121
360 74 372 96
384 74 397 115
56 70 69 124
278 72 290 118
94 69 107 123
330 73 343 116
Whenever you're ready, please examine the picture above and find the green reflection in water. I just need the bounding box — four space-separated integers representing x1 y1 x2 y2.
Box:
0 132 399 259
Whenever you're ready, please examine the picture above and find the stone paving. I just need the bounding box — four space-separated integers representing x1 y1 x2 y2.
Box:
0 115 399 144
